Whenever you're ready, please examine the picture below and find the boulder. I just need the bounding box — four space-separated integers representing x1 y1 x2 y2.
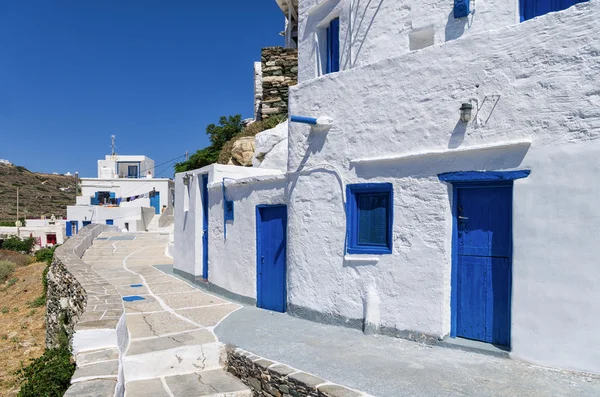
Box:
230 137 255 167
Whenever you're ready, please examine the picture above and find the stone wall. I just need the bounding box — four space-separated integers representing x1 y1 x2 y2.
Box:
260 47 297 120
46 223 125 397
226 347 367 397
46 224 112 348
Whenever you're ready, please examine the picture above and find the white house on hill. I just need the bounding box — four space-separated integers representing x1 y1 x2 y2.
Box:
173 0 600 375
67 154 174 233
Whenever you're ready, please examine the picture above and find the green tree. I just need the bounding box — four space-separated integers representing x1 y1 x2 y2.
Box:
175 115 244 173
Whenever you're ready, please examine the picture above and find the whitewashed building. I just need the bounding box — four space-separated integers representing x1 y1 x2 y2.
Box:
0 217 66 248
174 0 600 375
67 154 174 233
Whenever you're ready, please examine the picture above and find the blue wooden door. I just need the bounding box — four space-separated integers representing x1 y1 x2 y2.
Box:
150 191 160 214
106 219 114 225
455 186 512 346
257 205 287 313
66 221 72 237
201 175 209 280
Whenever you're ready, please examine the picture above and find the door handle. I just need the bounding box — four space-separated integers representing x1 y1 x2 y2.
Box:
261 256 265 264
458 216 468 219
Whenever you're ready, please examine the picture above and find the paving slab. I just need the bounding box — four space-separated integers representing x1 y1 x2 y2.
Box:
158 291 227 309
126 329 216 356
126 378 170 397
165 370 252 397
76 348 120 366
176 304 241 327
126 311 199 338
64 379 117 397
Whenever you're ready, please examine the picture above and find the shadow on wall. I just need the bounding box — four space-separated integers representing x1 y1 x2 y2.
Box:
445 10 469 42
344 0 386 68
448 119 467 149
351 142 531 179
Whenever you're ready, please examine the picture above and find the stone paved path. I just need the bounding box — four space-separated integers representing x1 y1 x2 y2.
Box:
81 232 250 397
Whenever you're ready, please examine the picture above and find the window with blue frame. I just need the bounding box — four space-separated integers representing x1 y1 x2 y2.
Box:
128 165 138 178
520 0 587 22
326 18 340 74
346 183 393 254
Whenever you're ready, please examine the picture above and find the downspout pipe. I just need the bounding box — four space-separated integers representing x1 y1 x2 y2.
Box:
290 115 318 125
222 177 237 239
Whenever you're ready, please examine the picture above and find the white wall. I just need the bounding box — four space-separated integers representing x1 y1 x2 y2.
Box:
207 176 286 300
288 1 600 373
67 205 152 232
297 0 520 82
173 164 285 280
0 222 66 248
97 155 154 179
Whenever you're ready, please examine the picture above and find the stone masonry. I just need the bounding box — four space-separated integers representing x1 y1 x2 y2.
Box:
259 47 298 120
226 347 369 397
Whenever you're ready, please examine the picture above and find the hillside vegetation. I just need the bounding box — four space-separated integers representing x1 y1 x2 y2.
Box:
0 164 75 221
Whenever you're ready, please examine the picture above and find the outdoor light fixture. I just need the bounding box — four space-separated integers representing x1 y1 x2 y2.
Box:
182 173 193 186
460 102 473 123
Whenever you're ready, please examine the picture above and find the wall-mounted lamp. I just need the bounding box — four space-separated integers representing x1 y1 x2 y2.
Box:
460 103 473 123
182 173 193 186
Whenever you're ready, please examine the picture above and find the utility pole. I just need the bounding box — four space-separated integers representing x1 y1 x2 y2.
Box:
16 187 19 221
185 150 189 161
75 172 79 203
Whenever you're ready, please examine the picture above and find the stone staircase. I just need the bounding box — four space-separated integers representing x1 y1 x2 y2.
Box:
146 213 160 231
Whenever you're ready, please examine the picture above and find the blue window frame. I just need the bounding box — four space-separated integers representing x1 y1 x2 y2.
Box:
326 18 340 74
520 0 587 22
346 183 393 254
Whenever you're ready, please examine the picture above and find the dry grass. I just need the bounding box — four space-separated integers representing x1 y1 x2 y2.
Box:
0 263 46 397
0 164 75 221
0 251 31 268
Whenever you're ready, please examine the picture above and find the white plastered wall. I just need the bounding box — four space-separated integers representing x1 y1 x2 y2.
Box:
66 206 152 232
297 0 520 82
288 1 600 373
79 178 174 209
174 164 286 279
207 176 287 301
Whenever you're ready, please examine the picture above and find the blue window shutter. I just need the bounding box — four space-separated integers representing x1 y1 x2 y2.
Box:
66 221 72 237
521 0 587 21
326 18 340 74
357 193 389 246
346 183 393 254
91 192 99 205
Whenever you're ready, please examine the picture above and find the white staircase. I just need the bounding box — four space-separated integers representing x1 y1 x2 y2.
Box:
146 213 160 231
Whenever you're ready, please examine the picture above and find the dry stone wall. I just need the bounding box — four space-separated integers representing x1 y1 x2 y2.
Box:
260 47 298 120
226 347 368 397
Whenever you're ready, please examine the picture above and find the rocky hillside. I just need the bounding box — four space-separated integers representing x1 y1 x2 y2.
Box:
0 164 75 221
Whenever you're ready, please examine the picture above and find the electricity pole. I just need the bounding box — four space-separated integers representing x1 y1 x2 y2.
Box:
75 172 79 203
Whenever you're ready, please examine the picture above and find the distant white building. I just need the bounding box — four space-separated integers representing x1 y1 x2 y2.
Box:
67 154 174 233
0 217 66 248
0 159 12 166
174 0 600 376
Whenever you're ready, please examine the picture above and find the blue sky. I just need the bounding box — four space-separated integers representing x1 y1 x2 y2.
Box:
0 1 284 177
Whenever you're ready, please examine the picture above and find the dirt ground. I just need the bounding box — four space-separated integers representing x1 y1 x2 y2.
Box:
0 263 46 397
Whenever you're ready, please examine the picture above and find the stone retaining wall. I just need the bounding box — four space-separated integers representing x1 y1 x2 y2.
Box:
260 47 297 120
226 347 368 397
46 224 125 397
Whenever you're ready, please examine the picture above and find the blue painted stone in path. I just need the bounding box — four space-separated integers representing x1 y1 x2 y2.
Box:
130 284 143 288
122 296 145 302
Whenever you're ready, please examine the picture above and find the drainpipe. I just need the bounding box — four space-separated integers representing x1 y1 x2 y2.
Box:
222 177 237 239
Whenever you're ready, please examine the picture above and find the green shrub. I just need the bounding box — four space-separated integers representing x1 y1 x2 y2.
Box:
0 260 16 283
34 246 57 265
1 237 35 254
16 345 75 397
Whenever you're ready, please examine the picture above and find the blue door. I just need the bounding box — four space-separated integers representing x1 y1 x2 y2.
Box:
256 205 287 313
66 221 72 237
106 219 114 225
82 221 91 227
454 185 512 346
201 175 209 280
150 191 160 214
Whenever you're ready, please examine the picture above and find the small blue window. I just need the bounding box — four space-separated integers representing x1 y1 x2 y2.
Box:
326 18 340 74
225 200 234 221
346 183 393 254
